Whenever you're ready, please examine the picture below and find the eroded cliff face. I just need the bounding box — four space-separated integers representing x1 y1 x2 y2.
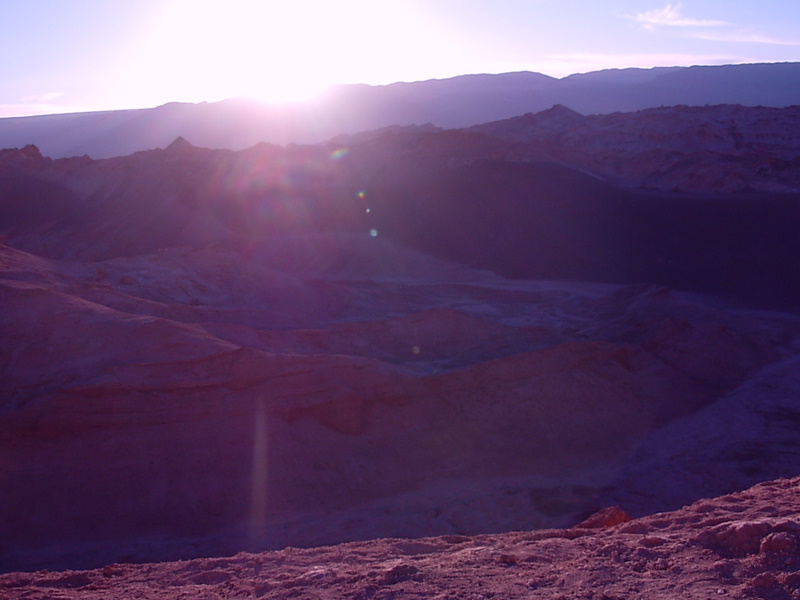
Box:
1 118 800 572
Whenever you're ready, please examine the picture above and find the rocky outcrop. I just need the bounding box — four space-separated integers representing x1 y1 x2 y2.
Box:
0 144 43 161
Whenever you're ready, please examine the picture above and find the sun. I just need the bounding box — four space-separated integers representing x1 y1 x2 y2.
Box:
122 0 458 107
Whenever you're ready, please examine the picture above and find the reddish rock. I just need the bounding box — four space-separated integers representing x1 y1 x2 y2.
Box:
575 507 632 529
760 531 799 554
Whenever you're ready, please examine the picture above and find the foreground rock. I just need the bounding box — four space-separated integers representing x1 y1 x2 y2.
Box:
2 476 799 599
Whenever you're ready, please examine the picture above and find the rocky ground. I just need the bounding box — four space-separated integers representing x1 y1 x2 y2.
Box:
1 476 799 599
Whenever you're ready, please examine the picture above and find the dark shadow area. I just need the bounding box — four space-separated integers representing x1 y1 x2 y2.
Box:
369 160 800 309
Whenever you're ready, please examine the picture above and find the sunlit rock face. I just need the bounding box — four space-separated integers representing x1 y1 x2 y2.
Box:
1 134 800 573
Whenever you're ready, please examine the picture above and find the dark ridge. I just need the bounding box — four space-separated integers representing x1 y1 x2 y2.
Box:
166 136 194 151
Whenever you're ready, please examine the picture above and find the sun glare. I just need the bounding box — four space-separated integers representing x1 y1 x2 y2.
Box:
123 0 458 107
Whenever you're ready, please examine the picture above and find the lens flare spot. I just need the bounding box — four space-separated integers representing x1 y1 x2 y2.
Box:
411 345 421 355
370 229 378 237
357 190 366 199
330 148 348 161
366 208 371 213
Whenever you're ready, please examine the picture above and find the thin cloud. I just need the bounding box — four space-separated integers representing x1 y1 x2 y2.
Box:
20 91 64 103
0 104 58 118
525 52 740 78
551 52 737 67
0 93 88 118
630 3 728 29
685 30 800 46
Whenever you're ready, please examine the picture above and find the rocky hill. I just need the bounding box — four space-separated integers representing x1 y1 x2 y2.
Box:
2 124 800 575
470 104 800 193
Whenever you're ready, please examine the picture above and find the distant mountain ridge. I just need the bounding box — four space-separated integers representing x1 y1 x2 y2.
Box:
1 62 799 159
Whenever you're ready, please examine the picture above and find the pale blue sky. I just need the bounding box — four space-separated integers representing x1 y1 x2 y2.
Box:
1 0 799 117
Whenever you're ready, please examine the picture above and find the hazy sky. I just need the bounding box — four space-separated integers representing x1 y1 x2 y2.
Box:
2 0 799 117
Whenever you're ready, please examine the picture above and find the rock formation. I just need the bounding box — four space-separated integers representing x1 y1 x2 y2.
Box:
1 103 800 574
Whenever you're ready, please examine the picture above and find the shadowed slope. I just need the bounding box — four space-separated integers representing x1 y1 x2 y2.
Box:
368 159 800 308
